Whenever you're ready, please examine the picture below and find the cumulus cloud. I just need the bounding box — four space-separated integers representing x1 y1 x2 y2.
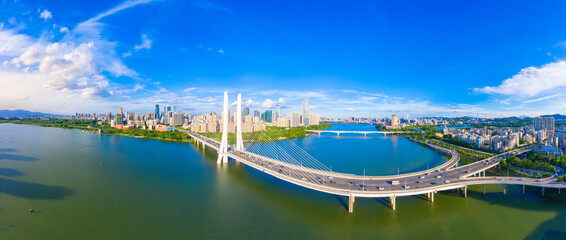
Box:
474 60 566 97
134 34 152 51
218 49 224 54
39 9 52 21
0 0 155 101
262 98 284 108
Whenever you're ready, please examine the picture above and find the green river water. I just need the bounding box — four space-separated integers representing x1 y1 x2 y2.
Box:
1 123 565 239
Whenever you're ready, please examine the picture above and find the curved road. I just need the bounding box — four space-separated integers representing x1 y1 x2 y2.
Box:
179 129 566 211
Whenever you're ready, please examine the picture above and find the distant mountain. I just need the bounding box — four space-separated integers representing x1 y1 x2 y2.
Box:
541 114 566 120
0 109 63 118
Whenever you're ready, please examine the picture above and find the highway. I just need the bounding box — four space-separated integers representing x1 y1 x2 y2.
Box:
179 129 566 211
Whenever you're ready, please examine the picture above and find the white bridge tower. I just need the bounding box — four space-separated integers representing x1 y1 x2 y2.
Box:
217 91 229 164
236 93 245 151
217 91 245 164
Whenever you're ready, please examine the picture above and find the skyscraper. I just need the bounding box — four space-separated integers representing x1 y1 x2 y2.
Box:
155 104 160 119
243 107 250 116
254 110 260 118
275 105 280 118
302 99 310 126
290 112 300 127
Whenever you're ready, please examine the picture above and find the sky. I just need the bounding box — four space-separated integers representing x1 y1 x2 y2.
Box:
1 0 566 118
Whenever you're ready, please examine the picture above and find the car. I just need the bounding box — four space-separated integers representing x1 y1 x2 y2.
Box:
444 180 451 183
350 181 357 185
390 180 400 185
403 185 411 189
327 176 334 179
301 177 307 180
417 181 423 184
426 172 431 175
518 178 524 181
330 180 336 184
360 184 367 188
315 177 321 179
436 175 442 179
535 179 542 182
430 182 436 185
419 176 425 179
377 186 384 190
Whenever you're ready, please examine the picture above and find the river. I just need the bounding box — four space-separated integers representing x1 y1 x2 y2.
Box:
1 123 565 239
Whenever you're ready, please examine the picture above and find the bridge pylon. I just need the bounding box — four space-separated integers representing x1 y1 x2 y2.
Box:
217 91 229 164
236 93 244 151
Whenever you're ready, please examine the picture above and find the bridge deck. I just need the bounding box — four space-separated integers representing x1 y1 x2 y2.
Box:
179 129 566 199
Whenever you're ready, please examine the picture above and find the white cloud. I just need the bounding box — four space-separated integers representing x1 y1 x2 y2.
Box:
39 9 52 21
521 94 561 104
474 60 566 97
218 49 224 54
261 98 284 108
0 29 32 55
59 27 69 34
86 0 158 23
345 107 354 111
134 34 152 51
183 87 198 93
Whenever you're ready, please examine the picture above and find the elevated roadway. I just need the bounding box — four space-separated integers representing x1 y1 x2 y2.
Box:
179 129 566 212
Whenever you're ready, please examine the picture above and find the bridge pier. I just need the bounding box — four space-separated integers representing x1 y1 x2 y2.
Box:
503 185 506 195
483 184 486 195
463 185 468 198
390 196 396 211
431 192 434 202
542 187 545 197
559 188 561 195
348 195 355 213
523 185 525 195
336 133 340 137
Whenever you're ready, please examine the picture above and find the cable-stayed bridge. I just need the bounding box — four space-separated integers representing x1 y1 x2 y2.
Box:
178 92 566 212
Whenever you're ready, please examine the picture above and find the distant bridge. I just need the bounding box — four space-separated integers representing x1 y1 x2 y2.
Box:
306 130 409 137
179 92 566 213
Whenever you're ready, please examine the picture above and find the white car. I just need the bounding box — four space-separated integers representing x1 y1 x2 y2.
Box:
436 175 442 179
301 177 307 180
403 185 411 189
444 180 451 183
377 187 384 190
419 176 425 179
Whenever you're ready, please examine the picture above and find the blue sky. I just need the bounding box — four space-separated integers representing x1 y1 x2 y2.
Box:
1 0 566 118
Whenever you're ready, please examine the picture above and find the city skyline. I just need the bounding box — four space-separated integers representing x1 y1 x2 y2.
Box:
2 1 566 117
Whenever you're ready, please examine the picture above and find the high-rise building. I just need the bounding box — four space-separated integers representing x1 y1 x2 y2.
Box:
107 112 111 121
155 104 160 119
302 99 310 126
275 105 280 118
391 115 400 128
290 112 300 127
253 110 260 118
243 107 249 116
533 116 555 131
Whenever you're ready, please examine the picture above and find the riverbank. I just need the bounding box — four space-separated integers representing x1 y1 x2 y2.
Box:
0 119 332 144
